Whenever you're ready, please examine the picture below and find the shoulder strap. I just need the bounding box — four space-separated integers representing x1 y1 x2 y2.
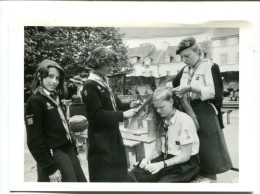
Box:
172 66 186 87
211 63 223 107
211 63 225 129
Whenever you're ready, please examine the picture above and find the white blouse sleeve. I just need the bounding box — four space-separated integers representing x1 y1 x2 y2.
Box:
200 62 215 101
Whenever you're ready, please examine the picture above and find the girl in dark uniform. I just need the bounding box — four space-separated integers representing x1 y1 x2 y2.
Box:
25 59 87 182
82 46 140 182
172 37 232 181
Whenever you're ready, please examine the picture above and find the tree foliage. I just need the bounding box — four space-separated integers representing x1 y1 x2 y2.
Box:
24 26 133 90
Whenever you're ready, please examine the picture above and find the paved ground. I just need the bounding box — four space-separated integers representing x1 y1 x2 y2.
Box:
24 109 239 183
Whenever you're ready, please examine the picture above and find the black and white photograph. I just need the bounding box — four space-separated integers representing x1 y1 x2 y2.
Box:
1 1 260 194
23 26 239 184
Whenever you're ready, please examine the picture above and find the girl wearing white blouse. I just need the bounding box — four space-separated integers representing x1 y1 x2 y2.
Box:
172 37 232 181
127 86 200 182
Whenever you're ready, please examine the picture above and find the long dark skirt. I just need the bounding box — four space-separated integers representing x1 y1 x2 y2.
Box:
37 144 87 182
191 102 233 174
127 154 200 182
88 128 128 182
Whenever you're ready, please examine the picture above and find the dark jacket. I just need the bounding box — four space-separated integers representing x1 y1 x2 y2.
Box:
69 102 87 117
82 79 130 182
172 63 224 129
25 92 72 175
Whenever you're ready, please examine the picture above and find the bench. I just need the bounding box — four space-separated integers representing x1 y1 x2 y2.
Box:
221 109 233 124
71 130 154 169
221 101 239 124
123 139 144 169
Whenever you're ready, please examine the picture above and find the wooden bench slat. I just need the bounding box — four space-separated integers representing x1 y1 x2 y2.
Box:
120 127 148 136
121 131 155 144
123 139 141 147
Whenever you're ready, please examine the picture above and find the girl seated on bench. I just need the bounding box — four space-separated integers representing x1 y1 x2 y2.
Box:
127 86 200 182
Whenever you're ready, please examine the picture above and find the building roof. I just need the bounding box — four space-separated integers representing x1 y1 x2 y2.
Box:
128 41 212 65
212 28 239 39
149 49 166 64
166 46 178 57
128 43 155 63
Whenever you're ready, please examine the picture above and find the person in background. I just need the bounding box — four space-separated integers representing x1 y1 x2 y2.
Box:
68 94 88 153
82 46 140 182
172 36 232 182
68 94 87 119
70 75 84 99
25 59 87 182
127 86 200 182
67 82 77 99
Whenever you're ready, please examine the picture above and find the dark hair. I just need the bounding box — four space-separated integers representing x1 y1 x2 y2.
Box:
86 46 118 69
31 59 67 98
71 94 82 103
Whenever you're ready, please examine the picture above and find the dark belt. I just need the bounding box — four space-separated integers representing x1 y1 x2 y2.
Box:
190 99 213 106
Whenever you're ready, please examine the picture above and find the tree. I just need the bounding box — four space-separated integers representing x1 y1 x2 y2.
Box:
24 26 133 91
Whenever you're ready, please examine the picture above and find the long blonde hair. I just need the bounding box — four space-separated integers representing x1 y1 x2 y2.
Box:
152 86 174 137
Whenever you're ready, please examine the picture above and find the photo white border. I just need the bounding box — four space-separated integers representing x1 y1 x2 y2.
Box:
1 1 260 193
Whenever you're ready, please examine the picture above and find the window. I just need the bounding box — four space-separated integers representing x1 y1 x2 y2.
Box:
165 55 174 63
166 71 170 76
221 39 227 46
131 57 140 64
165 55 170 63
144 58 152 65
221 53 228 64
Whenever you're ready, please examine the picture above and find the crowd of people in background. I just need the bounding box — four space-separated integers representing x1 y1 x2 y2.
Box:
24 36 234 183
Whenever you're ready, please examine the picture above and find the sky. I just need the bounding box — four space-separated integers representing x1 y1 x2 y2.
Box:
119 27 215 49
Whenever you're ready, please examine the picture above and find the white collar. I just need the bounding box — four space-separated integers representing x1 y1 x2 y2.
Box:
88 72 109 89
88 72 106 81
165 109 179 126
43 88 51 96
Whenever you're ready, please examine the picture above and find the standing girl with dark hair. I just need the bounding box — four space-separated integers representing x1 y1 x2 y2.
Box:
25 59 87 182
82 46 140 182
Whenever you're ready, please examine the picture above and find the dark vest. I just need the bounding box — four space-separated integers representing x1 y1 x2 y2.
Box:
172 63 224 129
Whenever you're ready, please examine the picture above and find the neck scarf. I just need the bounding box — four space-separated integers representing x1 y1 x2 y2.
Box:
186 58 203 102
36 87 72 141
88 71 117 111
163 109 176 159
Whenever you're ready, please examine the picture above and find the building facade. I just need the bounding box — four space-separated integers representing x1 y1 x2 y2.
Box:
127 41 211 78
211 28 239 72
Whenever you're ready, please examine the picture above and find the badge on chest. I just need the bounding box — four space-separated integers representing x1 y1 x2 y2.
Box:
46 102 54 110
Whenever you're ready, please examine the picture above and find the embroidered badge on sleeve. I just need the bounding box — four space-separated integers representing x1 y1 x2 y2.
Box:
84 90 88 97
26 114 34 125
185 129 190 139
